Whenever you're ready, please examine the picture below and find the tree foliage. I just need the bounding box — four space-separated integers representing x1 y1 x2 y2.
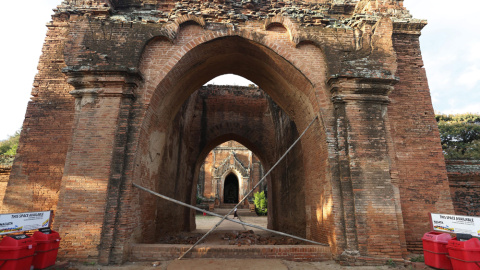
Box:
0 130 20 165
436 113 480 160
253 191 267 216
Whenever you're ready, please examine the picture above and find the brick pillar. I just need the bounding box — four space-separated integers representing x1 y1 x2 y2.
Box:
203 152 213 198
54 71 139 264
329 77 406 258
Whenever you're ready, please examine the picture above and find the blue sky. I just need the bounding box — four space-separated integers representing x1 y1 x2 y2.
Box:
0 0 479 141
404 0 480 115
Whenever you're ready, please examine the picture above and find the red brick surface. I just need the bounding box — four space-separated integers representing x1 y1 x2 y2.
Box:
446 160 480 216
1 16 75 214
130 244 332 262
199 139 264 206
0 0 457 265
389 32 455 253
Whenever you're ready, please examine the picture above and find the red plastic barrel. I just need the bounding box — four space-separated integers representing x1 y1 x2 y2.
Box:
447 237 480 270
0 234 37 270
422 231 453 269
32 228 61 269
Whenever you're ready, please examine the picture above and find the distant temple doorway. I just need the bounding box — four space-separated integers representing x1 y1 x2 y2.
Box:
196 140 267 209
223 173 239 203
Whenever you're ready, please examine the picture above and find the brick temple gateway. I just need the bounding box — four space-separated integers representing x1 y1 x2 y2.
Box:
1 0 455 265
197 138 266 208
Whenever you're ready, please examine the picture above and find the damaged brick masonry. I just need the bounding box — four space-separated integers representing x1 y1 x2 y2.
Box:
1 0 472 266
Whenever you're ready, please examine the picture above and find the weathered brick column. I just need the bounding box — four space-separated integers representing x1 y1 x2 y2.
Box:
54 71 140 263
390 23 455 252
329 76 406 258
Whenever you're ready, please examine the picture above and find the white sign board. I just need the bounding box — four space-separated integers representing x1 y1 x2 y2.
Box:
431 213 480 237
0 211 52 235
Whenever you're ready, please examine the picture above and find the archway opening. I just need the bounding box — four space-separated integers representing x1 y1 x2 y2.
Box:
223 174 239 203
196 139 267 210
204 74 257 87
134 34 331 247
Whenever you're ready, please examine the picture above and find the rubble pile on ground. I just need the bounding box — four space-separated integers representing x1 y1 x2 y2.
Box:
223 230 303 246
157 233 203 244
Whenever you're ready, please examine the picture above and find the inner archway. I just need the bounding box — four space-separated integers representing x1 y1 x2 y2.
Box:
133 32 331 248
196 139 266 211
223 174 239 203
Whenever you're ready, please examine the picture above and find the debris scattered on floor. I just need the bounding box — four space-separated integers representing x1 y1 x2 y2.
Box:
223 230 303 246
157 233 203 244
156 230 304 246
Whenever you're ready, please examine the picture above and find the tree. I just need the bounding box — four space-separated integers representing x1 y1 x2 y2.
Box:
0 130 20 165
436 113 480 160
253 191 267 216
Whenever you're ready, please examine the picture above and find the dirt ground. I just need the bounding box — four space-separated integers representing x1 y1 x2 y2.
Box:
62 209 429 269
66 259 426 270
158 209 308 245
158 213 304 245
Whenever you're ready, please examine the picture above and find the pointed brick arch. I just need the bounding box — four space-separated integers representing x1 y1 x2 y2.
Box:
133 33 329 246
2 1 455 265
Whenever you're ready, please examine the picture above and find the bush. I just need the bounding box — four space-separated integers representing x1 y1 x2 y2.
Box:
253 191 267 216
436 113 480 159
0 130 20 166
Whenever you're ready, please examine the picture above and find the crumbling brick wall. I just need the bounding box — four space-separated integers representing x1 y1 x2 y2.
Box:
1 13 75 214
149 85 307 238
388 30 455 253
0 166 11 204
1 0 454 265
446 160 480 216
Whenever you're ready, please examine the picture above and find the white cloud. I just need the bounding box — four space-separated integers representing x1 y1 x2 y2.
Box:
0 0 59 140
404 0 480 114
466 42 480 62
457 66 480 90
442 102 480 115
